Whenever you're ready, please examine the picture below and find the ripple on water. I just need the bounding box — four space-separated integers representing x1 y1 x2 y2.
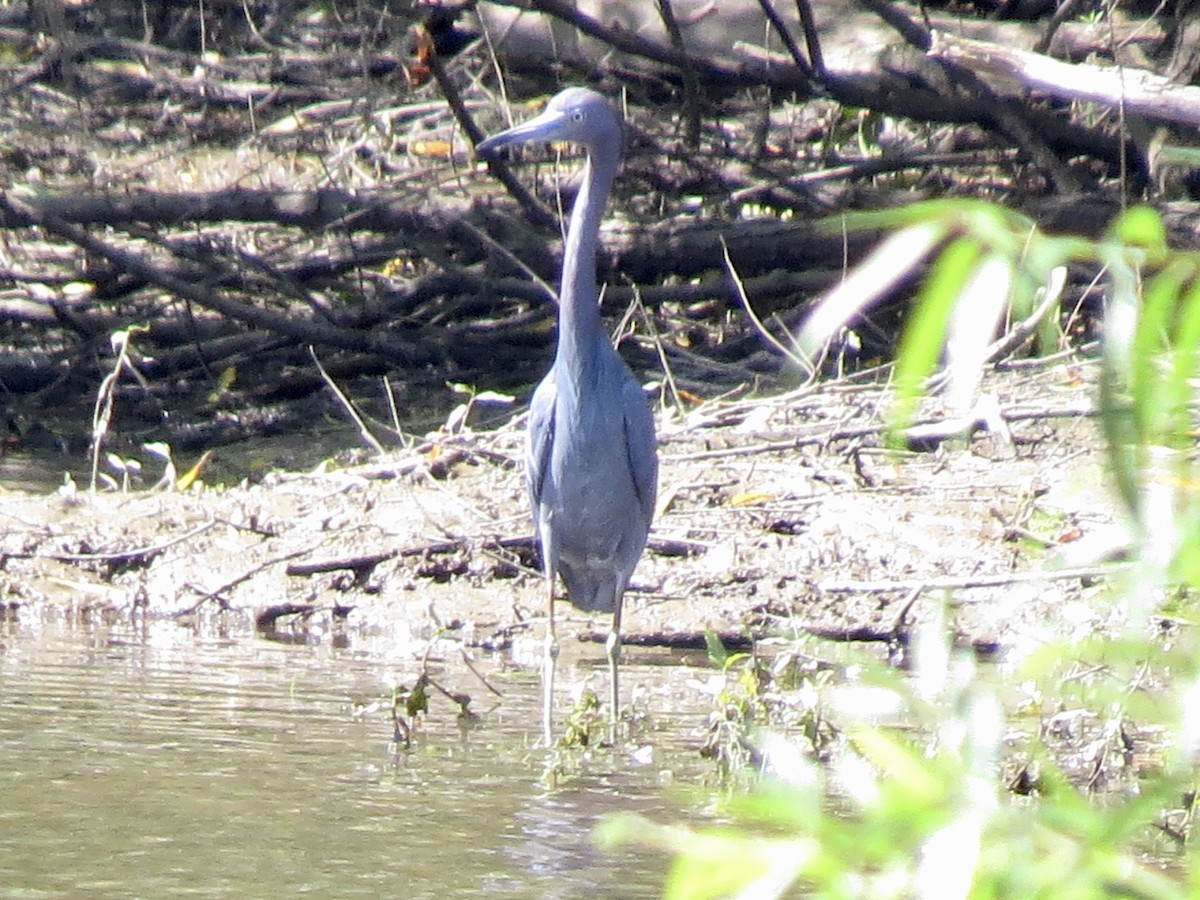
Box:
0 616 715 898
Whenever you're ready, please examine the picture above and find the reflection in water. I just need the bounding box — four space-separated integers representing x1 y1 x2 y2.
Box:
0 615 710 898
512 785 663 890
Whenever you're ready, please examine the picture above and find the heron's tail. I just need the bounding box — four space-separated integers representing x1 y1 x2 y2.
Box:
558 562 619 613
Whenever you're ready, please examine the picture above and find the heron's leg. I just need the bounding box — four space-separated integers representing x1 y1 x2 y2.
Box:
605 594 624 738
542 573 559 747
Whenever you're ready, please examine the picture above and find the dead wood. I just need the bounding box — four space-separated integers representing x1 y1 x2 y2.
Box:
254 602 316 630
929 30 1200 129
579 628 754 652
3 521 217 575
476 0 1155 167
477 0 1163 83
0 185 868 279
286 550 399 577
0 188 471 233
0 184 870 306
181 543 323 615
3 193 446 365
0 0 1195 466
815 563 1129 596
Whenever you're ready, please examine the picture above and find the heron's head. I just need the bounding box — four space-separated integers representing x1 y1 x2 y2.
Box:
476 87 620 157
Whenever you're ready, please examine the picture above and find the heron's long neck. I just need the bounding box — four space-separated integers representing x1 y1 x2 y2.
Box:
556 137 618 376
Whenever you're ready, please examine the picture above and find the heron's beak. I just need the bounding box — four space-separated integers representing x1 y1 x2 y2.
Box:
476 108 569 156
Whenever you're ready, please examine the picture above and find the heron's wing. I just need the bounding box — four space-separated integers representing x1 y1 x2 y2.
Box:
620 378 658 523
525 372 557 517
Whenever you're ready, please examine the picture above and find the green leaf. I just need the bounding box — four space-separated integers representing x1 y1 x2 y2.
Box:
597 815 814 900
1107 205 1167 255
1131 259 1193 441
1162 276 1200 448
704 628 729 668
888 237 982 438
853 728 946 805
1100 255 1144 515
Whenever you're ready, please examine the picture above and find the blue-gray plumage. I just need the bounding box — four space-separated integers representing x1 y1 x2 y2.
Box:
477 88 658 744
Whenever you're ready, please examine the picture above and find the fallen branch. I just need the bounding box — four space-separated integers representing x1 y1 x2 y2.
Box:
579 628 754 652
2 194 441 365
929 30 1200 129
255 602 317 630
285 550 399 577
665 396 1097 463
5 521 218 568
177 543 326 614
815 562 1130 596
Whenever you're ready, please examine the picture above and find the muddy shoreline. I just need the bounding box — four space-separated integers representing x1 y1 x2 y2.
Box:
1 357 1119 673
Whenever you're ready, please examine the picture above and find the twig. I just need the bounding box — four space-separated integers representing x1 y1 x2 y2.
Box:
383 375 410 448
631 284 683 413
654 0 702 147
579 628 755 651
286 550 398 577
89 327 147 492
996 341 1099 370
176 542 327 614
459 647 505 697
395 533 536 559
984 265 1067 364
815 563 1131 595
989 507 1059 548
1 194 431 363
455 218 557 303
45 521 217 564
431 52 556 229
890 586 924 632
648 535 712 556
729 149 1023 204
793 0 825 78
1033 0 1086 54
856 0 931 50
663 398 1096 463
720 235 810 373
753 0 812 77
309 345 386 455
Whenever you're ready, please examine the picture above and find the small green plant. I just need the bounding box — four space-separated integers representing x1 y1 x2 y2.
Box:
559 686 604 749
390 672 429 749
698 632 766 784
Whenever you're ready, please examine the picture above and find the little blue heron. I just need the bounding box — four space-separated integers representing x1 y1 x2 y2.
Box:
477 88 658 744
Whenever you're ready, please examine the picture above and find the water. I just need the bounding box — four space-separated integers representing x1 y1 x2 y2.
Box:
0 615 714 898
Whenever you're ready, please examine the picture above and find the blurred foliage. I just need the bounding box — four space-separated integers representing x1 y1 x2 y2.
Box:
604 200 1200 897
